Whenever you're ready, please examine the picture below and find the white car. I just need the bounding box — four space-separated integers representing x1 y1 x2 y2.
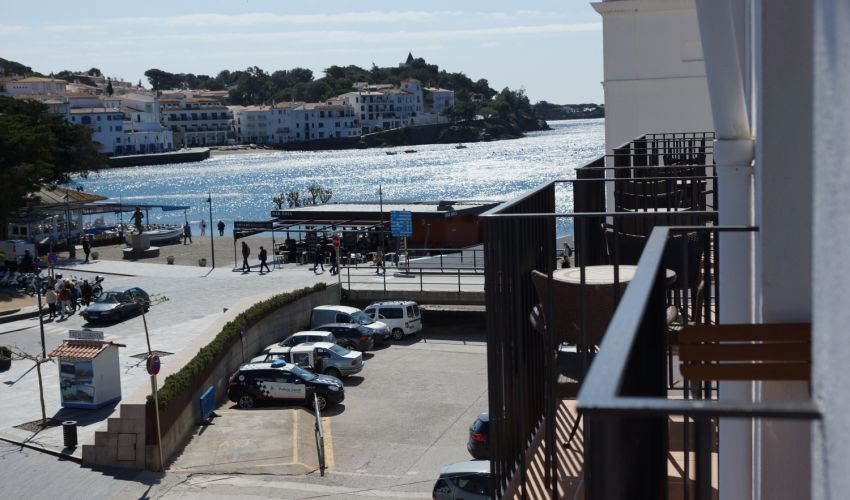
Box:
263 330 336 354
251 342 364 378
364 300 423 340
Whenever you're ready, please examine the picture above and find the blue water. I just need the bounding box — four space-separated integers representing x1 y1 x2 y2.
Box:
74 118 605 234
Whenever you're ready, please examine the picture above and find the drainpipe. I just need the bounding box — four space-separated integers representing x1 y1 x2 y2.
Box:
694 1 755 500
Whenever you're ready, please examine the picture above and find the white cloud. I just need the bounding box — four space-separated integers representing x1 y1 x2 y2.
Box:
0 25 25 34
106 11 460 27
42 24 97 32
158 23 602 45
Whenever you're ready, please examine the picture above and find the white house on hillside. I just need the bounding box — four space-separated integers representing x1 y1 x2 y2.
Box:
119 93 173 154
4 77 68 96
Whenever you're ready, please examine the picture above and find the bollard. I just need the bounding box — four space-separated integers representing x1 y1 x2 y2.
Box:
62 420 78 448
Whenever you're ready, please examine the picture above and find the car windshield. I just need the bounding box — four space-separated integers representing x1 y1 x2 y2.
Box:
290 365 317 381
329 344 349 356
95 292 124 304
351 311 371 324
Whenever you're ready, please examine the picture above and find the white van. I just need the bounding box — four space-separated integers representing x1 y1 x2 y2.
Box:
364 300 422 340
310 305 390 338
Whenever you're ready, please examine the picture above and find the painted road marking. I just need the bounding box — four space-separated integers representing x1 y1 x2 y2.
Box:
292 407 299 465
322 415 334 470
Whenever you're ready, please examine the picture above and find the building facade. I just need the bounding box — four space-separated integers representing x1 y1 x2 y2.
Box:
119 93 173 155
161 97 230 147
231 102 360 144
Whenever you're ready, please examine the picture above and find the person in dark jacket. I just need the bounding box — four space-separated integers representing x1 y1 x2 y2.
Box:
313 247 324 273
241 241 251 272
217 220 225 236
258 246 271 273
82 237 91 262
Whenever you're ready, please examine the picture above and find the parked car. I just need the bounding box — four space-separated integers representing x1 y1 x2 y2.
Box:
310 305 390 343
466 412 491 459
81 286 150 323
226 359 344 411
364 300 423 340
314 323 376 351
432 460 491 500
250 342 363 379
263 330 336 354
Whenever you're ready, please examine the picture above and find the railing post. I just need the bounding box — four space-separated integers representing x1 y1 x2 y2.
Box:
458 268 461 293
695 416 712 500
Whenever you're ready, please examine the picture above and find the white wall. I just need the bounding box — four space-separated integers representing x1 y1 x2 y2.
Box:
594 0 713 150
756 2 813 499
812 0 850 498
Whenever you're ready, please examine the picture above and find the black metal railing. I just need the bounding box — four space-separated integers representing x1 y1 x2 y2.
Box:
577 226 820 500
481 132 718 499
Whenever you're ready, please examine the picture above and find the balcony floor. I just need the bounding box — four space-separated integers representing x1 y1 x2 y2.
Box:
510 397 718 500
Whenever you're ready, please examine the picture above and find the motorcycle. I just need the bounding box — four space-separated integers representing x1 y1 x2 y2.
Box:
92 275 104 299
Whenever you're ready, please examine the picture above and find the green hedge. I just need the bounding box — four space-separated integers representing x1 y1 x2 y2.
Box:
152 283 327 410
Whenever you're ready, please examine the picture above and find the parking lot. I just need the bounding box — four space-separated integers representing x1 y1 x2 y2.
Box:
167 312 489 499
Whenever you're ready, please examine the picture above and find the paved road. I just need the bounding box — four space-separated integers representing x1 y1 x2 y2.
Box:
157 320 488 499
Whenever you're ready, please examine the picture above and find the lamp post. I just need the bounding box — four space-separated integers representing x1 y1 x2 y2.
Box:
35 274 46 359
378 184 384 248
206 192 215 269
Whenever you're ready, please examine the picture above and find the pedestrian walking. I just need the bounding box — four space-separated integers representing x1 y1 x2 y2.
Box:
241 241 251 272
82 236 91 262
258 246 271 273
59 283 72 320
374 247 385 275
183 222 193 244
81 279 92 307
313 247 324 273
45 288 57 319
200 219 207 236
329 250 338 275
217 220 225 236
72 280 81 312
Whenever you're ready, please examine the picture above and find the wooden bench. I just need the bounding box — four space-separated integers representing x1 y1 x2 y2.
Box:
679 323 811 381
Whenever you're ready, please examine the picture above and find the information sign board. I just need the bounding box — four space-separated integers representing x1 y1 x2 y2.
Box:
390 211 413 237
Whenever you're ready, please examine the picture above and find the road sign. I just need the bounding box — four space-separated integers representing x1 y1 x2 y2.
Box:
146 355 161 375
332 235 340 248
69 329 104 341
390 211 413 237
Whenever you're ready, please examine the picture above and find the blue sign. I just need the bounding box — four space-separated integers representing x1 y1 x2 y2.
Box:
390 211 413 237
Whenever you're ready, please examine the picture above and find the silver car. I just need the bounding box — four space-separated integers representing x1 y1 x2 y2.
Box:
432 460 490 500
251 341 363 379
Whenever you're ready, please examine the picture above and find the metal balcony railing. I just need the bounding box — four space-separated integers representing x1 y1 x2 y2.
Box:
481 132 719 499
577 226 819 500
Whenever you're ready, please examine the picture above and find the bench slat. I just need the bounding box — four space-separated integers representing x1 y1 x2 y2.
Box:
679 343 809 362
680 323 810 343
681 363 810 381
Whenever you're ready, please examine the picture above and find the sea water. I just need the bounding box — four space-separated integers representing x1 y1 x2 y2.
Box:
74 118 605 236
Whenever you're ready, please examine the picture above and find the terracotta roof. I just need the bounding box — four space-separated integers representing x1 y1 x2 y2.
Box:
50 340 125 360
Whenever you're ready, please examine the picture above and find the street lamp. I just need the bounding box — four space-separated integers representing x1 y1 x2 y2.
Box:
206 192 215 269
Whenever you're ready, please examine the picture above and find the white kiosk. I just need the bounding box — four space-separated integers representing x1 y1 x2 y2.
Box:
50 329 125 409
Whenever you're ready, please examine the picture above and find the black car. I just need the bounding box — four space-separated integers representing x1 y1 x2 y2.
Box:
81 286 150 323
227 360 345 411
466 412 490 459
315 323 376 351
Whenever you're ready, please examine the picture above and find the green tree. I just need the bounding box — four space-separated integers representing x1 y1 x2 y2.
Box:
0 96 105 224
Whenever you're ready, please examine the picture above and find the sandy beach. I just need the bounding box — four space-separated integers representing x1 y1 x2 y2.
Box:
87 234 278 268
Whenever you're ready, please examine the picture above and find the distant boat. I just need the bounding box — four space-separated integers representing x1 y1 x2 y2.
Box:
143 226 182 245
403 149 418 154
455 144 468 149
385 151 397 155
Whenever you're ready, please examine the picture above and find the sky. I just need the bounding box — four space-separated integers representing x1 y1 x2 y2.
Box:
0 0 603 104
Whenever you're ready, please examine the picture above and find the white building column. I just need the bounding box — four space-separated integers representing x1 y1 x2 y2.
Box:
694 1 755 499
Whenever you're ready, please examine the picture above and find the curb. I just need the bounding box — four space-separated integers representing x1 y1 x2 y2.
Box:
0 434 83 464
0 308 41 325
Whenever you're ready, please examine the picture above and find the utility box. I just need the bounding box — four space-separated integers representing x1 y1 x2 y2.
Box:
49 330 125 409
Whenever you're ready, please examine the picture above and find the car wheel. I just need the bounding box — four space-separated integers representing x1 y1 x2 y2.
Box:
324 367 342 379
392 328 404 341
238 394 255 409
314 393 328 412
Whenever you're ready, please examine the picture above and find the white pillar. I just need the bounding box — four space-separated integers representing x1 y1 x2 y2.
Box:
694 1 755 499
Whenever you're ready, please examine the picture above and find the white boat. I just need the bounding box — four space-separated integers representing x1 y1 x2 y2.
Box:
143 226 182 244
